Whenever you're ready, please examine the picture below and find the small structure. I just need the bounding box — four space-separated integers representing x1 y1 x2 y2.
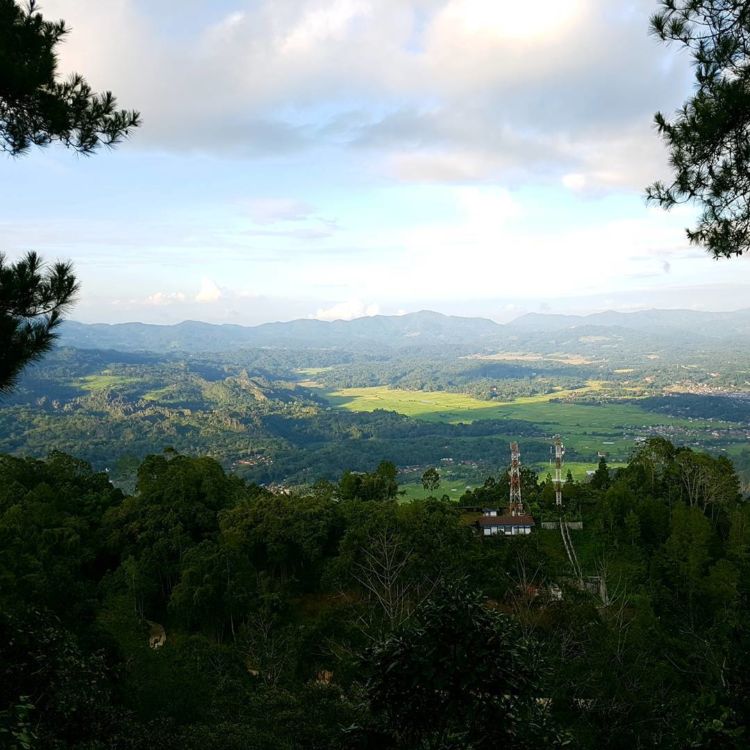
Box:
477 442 535 536
478 511 535 536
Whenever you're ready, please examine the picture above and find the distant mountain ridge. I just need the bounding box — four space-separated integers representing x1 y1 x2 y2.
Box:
59 310 502 352
513 308 750 336
58 308 750 353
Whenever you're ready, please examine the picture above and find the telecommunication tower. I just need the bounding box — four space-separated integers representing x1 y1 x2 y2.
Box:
509 442 523 515
553 435 565 507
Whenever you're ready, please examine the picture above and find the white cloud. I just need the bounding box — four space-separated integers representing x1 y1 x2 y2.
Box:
195 277 223 303
145 291 187 306
22 1 746 329
41 1 692 190
456 187 521 225
280 0 371 54
462 0 581 40
562 173 587 191
314 299 380 321
386 149 508 183
293 188 709 307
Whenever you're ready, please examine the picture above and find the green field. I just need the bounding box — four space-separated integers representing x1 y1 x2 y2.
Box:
322 383 600 422
320 385 718 429
78 374 141 391
319 385 730 461
398 479 476 503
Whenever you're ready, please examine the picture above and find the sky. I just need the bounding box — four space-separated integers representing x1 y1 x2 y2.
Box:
4 0 750 325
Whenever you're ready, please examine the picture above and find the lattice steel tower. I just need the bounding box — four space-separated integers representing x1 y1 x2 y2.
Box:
509 441 523 515
553 435 565 507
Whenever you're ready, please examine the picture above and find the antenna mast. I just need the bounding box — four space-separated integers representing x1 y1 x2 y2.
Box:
509 441 523 515
553 435 565 507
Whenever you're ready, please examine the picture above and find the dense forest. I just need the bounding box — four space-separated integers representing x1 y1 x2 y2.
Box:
1 438 748 748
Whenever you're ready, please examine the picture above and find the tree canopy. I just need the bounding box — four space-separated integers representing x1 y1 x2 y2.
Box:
0 251 78 393
0 0 139 155
1 441 749 747
359 581 565 749
647 0 750 258
0 0 139 393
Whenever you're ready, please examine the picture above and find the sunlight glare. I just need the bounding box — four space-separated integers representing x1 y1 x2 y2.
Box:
449 0 582 41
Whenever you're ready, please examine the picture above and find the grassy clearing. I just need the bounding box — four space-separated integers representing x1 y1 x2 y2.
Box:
320 383 606 422
318 384 730 461
78 375 141 392
398 465 625 502
536 460 627 480
465 352 597 365
319 384 708 429
398 479 476 503
296 367 332 376
142 385 182 402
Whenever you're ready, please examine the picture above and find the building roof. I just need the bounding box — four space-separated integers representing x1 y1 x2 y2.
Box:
477 514 535 527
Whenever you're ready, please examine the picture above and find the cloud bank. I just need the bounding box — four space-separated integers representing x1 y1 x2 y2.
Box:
45 0 690 191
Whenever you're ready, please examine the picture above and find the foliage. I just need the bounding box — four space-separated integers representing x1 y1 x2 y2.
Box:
647 0 750 257
0 450 123 615
0 696 36 750
339 460 399 502
0 439 749 747
421 466 440 492
590 456 610 490
0 252 78 393
357 580 566 749
0 0 139 154
0 0 140 392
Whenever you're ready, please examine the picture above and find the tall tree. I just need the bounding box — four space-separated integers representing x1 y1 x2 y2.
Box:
356 581 566 749
0 0 139 392
421 467 440 493
0 252 78 392
0 0 139 154
646 1 750 257
591 456 610 490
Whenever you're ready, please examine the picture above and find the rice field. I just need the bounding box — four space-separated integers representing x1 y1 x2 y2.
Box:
319 385 730 461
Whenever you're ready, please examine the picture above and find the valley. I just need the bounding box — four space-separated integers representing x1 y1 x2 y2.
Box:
3 309 750 492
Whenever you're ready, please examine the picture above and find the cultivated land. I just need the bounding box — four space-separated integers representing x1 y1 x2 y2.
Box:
79 374 142 391
318 384 733 463
322 383 600 421
398 479 475 503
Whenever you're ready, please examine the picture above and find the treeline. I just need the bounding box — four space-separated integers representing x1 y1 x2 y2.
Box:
636 393 750 422
312 354 590 400
1 439 749 748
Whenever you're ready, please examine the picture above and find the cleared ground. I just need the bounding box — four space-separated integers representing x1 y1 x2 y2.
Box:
79 375 141 391
398 479 475 503
318 385 731 461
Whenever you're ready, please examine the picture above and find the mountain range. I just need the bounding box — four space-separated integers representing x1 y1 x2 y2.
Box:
58 308 750 353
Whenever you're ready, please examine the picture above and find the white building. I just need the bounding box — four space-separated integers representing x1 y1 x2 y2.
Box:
477 509 535 536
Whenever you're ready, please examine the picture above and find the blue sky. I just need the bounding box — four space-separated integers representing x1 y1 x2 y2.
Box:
3 0 750 325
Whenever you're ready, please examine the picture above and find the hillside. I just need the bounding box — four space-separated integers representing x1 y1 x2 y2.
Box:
59 308 750 354
59 310 502 352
